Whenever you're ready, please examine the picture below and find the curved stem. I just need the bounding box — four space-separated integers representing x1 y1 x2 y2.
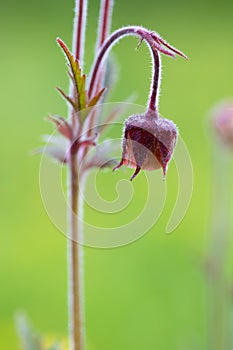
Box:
88 26 162 112
148 49 160 112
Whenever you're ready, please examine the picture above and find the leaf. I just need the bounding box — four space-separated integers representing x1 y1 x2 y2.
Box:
56 87 77 110
98 94 136 134
88 88 106 108
35 146 68 164
15 312 62 350
15 312 42 350
34 135 69 163
48 115 73 140
104 55 118 89
57 38 86 111
82 139 119 172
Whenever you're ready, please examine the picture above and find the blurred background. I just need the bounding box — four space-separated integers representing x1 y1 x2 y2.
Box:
1 0 233 349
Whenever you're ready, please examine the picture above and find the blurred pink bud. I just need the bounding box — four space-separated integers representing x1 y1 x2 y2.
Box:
213 102 233 148
113 111 178 181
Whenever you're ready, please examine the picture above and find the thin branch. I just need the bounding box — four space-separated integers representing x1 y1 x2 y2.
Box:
86 0 114 138
96 0 114 49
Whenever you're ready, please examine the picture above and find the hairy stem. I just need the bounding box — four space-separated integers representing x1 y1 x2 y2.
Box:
67 1 87 350
96 0 114 49
68 151 85 350
88 26 161 112
73 0 88 65
147 49 160 112
87 0 114 136
94 0 114 93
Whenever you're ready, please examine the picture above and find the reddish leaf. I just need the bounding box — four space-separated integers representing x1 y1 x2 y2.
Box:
48 115 73 140
56 87 77 110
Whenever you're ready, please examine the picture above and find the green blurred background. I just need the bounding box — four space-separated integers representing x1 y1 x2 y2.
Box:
1 0 233 349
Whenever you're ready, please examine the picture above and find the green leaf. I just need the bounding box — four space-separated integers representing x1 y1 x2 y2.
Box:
88 88 106 108
75 87 106 125
57 38 86 111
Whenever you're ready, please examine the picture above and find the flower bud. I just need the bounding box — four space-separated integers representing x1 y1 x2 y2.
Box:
114 111 178 180
213 102 233 149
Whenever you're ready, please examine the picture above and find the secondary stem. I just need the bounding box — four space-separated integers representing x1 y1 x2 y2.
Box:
87 0 114 136
94 0 114 92
73 0 87 65
97 0 113 49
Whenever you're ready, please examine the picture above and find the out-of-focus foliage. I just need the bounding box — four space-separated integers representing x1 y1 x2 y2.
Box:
1 0 233 349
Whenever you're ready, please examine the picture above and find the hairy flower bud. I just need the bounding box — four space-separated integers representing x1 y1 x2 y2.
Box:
114 111 178 180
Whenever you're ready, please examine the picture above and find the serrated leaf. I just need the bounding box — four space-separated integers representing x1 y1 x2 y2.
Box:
57 38 86 111
88 88 106 108
77 88 106 126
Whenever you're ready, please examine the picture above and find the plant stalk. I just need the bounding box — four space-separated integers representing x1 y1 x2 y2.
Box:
67 1 87 350
68 151 85 350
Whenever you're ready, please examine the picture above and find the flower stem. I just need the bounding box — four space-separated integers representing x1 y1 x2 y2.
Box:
88 26 161 112
68 150 85 350
67 1 87 350
147 49 160 113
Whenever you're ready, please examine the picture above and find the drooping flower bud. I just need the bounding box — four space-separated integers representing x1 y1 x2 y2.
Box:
114 111 178 181
212 102 233 149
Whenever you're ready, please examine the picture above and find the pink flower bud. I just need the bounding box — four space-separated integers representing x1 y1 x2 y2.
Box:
213 102 233 149
114 111 178 181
